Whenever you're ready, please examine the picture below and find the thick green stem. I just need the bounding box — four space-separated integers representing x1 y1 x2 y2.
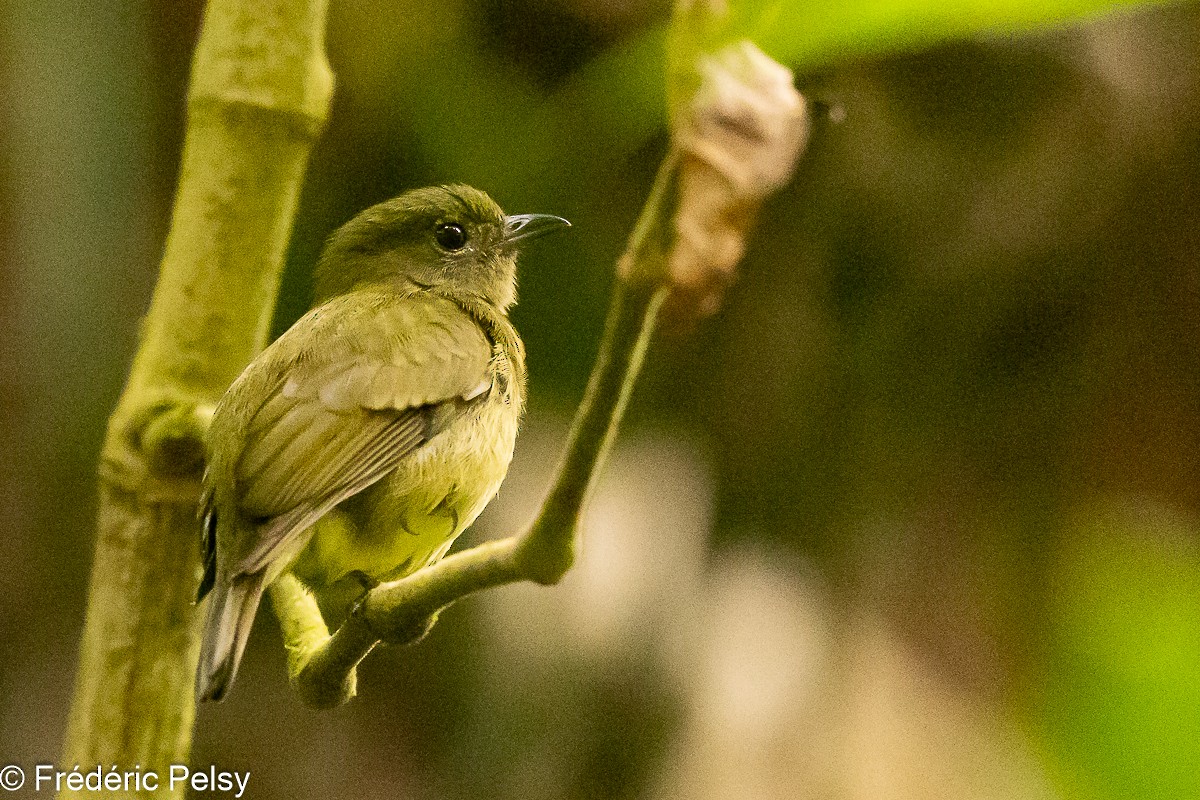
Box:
62 1 332 796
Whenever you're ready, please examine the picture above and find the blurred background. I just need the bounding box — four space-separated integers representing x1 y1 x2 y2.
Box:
3 0 1199 797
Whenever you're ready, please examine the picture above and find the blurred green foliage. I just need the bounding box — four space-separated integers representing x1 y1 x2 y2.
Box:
1037 508 1200 800
757 0 1180 68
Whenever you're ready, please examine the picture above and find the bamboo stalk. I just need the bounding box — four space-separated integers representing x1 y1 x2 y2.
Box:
61 2 333 796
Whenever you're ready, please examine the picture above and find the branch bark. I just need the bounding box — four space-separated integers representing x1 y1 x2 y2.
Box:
61 1 332 795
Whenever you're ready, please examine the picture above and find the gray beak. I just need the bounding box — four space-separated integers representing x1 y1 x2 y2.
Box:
502 213 571 245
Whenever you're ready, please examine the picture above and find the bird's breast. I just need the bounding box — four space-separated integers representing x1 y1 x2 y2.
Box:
294 390 521 587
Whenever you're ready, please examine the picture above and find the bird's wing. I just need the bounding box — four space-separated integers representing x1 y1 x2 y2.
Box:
220 292 492 577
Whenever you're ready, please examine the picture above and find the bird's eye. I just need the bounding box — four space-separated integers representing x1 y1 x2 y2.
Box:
435 222 468 251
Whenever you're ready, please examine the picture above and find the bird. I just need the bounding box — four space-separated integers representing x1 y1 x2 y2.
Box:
194 184 569 701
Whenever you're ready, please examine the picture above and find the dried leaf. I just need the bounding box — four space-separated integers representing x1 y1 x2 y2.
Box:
669 41 810 317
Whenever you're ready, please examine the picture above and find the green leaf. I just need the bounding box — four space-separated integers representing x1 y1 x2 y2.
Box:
745 0 1182 71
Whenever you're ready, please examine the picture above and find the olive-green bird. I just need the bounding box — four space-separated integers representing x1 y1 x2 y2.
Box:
195 185 569 701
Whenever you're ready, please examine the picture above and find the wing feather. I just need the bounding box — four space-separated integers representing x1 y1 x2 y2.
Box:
237 412 430 573
214 292 492 577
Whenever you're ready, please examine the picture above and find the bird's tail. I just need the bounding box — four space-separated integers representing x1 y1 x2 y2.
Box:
195 572 266 702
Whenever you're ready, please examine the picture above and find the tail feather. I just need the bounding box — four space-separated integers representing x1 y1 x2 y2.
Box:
196 507 218 603
196 572 266 702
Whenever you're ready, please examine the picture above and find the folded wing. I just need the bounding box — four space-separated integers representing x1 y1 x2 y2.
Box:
216 292 493 577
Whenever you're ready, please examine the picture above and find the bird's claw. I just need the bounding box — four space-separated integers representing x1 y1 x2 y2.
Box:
349 593 440 647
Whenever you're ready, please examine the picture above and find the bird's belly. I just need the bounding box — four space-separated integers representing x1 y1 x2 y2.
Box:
291 399 518 588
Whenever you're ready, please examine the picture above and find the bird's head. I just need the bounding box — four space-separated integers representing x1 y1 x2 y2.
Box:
313 184 569 311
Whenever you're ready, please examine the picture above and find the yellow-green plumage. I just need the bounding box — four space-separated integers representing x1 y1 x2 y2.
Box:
196 185 565 701
287 291 524 587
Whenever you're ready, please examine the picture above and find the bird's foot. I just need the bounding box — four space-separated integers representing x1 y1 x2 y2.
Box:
347 570 380 594
389 611 440 646
345 571 379 625
349 592 440 647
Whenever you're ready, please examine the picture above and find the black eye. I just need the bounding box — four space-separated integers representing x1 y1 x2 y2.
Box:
435 222 467 251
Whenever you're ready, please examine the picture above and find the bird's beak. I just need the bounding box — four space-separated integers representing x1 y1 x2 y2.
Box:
502 213 571 245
